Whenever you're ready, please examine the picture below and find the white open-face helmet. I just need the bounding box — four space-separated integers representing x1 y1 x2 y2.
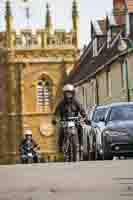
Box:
63 84 75 92
24 130 32 136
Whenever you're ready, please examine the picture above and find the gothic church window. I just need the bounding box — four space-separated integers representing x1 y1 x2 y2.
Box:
37 77 53 112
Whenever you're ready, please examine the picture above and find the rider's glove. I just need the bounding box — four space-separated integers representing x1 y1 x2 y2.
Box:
52 119 57 125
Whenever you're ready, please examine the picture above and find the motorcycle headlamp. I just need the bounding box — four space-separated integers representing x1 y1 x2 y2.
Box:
104 130 128 137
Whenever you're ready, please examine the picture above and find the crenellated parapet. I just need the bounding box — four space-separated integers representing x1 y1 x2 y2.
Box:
0 29 77 50
0 0 80 50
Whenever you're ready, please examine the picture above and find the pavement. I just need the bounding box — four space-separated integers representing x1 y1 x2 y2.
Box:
0 160 133 200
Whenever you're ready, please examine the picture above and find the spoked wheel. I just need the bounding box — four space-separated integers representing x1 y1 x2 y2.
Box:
71 135 78 162
63 135 78 162
63 136 70 162
65 136 77 162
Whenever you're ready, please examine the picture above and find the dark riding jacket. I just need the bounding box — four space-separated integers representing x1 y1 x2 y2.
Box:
53 98 86 119
19 139 38 154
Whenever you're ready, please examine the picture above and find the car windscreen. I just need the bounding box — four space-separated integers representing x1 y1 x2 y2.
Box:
109 105 133 121
92 108 107 123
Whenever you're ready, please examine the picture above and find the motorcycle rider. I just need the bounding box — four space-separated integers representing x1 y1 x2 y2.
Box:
19 130 39 163
52 84 86 160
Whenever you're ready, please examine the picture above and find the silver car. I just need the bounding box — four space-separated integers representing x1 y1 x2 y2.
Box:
82 105 108 160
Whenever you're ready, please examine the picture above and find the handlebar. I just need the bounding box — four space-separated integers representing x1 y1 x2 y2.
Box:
56 117 82 127
62 116 80 121
52 116 87 126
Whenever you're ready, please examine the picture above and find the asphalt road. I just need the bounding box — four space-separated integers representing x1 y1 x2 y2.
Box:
0 160 133 200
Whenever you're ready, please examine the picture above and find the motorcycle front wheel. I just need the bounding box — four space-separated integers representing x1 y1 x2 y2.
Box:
65 134 78 162
71 135 78 162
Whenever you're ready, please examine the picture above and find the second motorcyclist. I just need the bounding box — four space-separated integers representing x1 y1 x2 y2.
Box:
19 130 40 163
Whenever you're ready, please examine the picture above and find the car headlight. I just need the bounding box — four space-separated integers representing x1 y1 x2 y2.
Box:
104 130 128 137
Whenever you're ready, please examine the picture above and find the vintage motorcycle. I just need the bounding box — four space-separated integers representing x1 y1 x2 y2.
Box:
59 116 80 162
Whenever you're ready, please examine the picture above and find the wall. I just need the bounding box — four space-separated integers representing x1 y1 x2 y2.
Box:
0 62 8 112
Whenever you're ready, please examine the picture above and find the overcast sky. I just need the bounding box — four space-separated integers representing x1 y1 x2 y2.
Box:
0 0 112 48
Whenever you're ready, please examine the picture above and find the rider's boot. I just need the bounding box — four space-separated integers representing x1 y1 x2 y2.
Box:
79 145 84 161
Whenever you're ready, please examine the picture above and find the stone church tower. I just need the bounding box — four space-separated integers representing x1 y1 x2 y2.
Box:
0 0 80 164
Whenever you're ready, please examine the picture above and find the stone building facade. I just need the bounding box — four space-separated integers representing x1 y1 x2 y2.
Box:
0 0 80 164
67 0 133 111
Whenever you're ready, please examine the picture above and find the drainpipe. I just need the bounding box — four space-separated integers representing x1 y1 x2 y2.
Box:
125 59 130 102
118 37 133 102
95 78 99 105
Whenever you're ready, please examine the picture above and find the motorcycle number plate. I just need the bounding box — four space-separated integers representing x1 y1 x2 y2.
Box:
28 153 33 157
68 121 75 127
